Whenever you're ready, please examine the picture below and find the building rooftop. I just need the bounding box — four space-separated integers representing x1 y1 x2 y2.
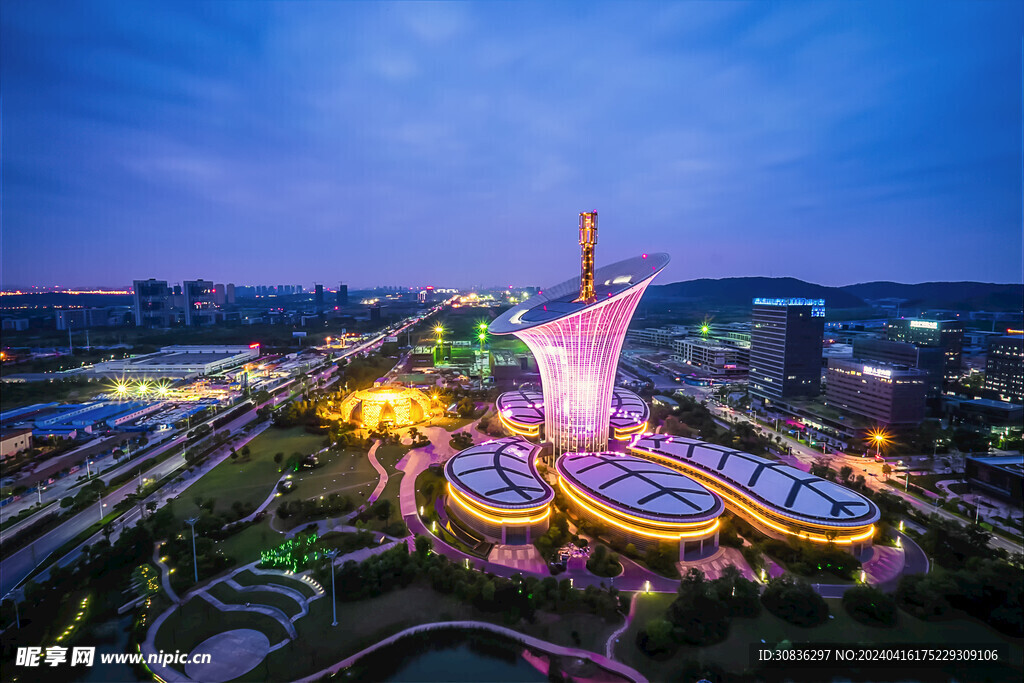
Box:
497 387 649 431
556 452 723 523
489 253 670 335
608 388 650 430
496 389 545 427
632 434 879 526
966 453 1024 475
444 437 553 509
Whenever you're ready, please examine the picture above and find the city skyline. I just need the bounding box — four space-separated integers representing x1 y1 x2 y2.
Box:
3 1 1022 289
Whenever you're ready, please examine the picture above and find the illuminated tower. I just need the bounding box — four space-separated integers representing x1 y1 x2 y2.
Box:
490 216 669 456
578 211 597 302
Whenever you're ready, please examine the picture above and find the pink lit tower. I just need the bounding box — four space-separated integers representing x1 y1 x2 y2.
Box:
490 212 669 456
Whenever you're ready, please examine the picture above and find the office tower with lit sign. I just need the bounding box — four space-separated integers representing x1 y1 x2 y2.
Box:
749 298 826 404
886 318 963 389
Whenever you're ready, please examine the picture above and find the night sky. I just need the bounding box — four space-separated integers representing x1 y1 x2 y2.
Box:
2 1 1021 289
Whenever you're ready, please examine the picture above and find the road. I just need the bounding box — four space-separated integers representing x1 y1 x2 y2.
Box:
0 396 286 596
704 402 1023 555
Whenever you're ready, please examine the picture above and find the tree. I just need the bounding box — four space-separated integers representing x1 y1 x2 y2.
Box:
761 575 828 626
881 463 892 481
842 585 897 626
839 465 853 484
241 445 251 457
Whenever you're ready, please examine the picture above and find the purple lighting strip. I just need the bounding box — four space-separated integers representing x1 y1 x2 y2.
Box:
514 281 654 456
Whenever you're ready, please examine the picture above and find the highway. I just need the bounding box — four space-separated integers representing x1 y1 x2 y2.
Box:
0 308 447 597
0 396 286 596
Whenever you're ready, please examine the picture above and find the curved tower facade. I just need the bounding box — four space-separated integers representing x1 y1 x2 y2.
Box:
491 217 669 456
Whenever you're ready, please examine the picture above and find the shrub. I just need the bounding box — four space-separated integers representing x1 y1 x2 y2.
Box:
842 585 897 627
761 575 828 627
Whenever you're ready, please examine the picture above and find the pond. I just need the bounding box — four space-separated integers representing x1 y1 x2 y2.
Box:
384 640 546 682
347 629 548 683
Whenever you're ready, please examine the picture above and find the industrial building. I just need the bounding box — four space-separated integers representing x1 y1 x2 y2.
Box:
91 345 258 378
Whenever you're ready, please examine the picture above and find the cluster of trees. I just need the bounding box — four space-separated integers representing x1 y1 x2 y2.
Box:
533 511 573 561
60 478 106 512
272 399 327 429
894 516 1023 636
450 431 474 450
842 585 897 627
637 566 760 656
339 355 397 392
585 544 621 577
761 574 829 626
758 538 861 580
320 537 625 625
276 493 353 523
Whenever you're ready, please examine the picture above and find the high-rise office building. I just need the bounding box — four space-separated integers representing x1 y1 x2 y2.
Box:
490 212 669 455
336 283 348 306
886 318 963 388
133 279 173 328
213 284 227 306
852 337 945 397
226 283 236 304
183 279 217 326
984 334 1024 403
314 284 324 312
825 358 928 428
749 298 826 404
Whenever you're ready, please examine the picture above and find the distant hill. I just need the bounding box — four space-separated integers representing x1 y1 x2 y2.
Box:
646 277 1024 312
840 281 1024 311
646 277 866 309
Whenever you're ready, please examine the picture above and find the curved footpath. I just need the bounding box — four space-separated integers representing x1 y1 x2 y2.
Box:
294 620 648 683
366 440 388 503
606 591 640 660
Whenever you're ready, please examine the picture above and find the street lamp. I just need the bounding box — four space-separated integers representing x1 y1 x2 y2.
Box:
97 494 107 522
325 549 339 626
185 517 200 584
5 588 23 628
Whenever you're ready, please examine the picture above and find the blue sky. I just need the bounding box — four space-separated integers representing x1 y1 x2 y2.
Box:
2 1 1021 289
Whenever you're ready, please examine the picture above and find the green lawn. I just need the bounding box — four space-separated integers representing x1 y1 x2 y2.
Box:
267 447 378 519
240 585 615 682
233 569 318 599
212 519 279 566
153 596 291 670
174 427 324 521
617 593 1024 680
206 581 303 619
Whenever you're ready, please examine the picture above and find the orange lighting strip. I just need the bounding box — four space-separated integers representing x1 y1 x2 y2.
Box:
497 412 541 438
613 421 648 441
631 448 875 545
447 483 551 525
557 477 720 541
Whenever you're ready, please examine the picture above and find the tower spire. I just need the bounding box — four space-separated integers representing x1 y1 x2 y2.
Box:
578 211 598 302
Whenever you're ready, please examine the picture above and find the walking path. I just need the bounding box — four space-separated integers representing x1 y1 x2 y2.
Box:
153 544 181 605
366 440 387 503
605 591 640 660
295 620 648 683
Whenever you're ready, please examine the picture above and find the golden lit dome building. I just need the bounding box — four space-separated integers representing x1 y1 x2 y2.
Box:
444 438 553 545
555 451 724 560
337 386 433 430
630 434 879 556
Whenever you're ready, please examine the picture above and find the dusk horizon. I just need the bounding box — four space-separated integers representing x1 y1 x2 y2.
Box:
3 1 1022 289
